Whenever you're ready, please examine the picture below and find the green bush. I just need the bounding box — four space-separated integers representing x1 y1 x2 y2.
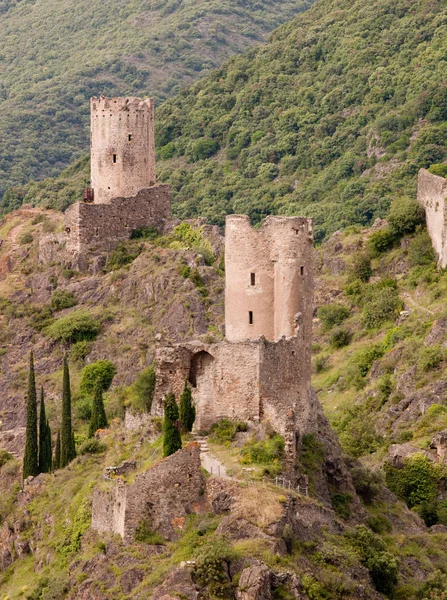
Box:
193 536 236 598
240 434 285 469
130 226 159 240
418 345 444 372
314 355 330 373
346 526 398 595
362 285 403 329
108 242 142 270
330 328 353 348
0 449 12 468
45 310 100 343
350 252 372 283
330 491 352 519
388 196 426 237
350 465 384 504
80 360 116 394
368 228 397 256
127 366 156 412
192 138 219 161
209 419 248 444
135 521 165 545
78 438 106 455
19 232 33 245
408 231 436 267
50 289 77 311
428 163 447 178
68 340 92 363
318 304 350 330
367 514 392 534
384 453 444 510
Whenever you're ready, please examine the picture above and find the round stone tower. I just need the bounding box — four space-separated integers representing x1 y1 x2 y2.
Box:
225 215 314 343
90 96 156 204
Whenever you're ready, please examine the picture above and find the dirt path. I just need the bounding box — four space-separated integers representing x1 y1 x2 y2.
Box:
402 292 435 316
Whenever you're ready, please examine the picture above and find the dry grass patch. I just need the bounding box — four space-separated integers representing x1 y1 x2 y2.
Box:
232 483 285 530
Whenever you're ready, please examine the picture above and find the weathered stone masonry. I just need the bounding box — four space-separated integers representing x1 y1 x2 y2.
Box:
92 444 208 542
153 215 315 447
418 168 447 268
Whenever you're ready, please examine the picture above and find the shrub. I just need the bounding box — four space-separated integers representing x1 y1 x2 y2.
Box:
50 289 77 311
331 491 352 519
127 366 156 412
368 227 396 255
384 453 444 510
130 226 159 240
367 514 392 534
192 138 219 161
418 345 444 372
318 304 350 330
330 328 353 348
193 536 236 597
108 242 141 270
362 286 403 328
351 465 384 504
209 419 248 444
0 449 12 468
428 163 447 178
45 310 100 343
350 252 372 283
19 232 33 245
408 231 436 267
135 521 165 544
78 438 106 454
159 142 176 160
240 434 285 468
69 340 92 363
314 354 330 373
388 196 425 237
80 360 116 395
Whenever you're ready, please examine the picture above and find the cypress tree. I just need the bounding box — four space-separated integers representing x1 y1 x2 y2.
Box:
179 381 196 433
46 419 52 473
23 351 39 479
54 430 61 470
163 392 182 457
88 385 108 438
38 388 51 473
60 357 76 468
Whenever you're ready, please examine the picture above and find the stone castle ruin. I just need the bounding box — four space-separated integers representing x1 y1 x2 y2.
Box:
418 168 447 268
40 96 171 269
153 215 315 453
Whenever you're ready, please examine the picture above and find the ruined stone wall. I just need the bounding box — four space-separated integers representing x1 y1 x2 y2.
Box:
153 336 311 435
225 215 313 342
418 169 447 268
91 445 207 542
91 96 156 203
63 185 171 264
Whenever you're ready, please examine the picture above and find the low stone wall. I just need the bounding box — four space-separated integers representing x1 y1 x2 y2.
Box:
418 169 447 268
91 444 208 542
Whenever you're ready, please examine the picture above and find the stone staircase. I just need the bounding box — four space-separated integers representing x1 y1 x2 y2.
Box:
193 434 228 479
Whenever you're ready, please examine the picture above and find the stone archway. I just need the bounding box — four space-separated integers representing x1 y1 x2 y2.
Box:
188 350 214 388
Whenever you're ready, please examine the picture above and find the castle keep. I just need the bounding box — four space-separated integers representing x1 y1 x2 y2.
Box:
40 96 171 269
153 215 315 441
418 168 447 268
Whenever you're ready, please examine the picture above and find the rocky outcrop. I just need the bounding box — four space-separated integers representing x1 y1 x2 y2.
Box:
237 562 272 600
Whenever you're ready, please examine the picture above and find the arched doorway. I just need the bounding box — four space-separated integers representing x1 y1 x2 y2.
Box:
188 351 215 431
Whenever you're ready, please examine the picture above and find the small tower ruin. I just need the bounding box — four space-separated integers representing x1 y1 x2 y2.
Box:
90 96 156 204
417 168 447 268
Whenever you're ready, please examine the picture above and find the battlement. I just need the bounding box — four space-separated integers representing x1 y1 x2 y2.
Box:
417 168 447 268
225 215 314 343
90 95 156 203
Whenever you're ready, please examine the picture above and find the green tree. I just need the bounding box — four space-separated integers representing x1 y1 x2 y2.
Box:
54 430 61 470
179 381 196 433
80 360 116 395
38 388 52 473
23 352 39 479
60 357 76 468
88 385 109 438
163 392 182 457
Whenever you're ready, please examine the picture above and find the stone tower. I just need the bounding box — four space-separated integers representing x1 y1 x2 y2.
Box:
225 215 314 343
90 96 156 204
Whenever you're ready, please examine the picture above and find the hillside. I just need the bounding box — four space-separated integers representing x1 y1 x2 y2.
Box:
0 204 447 597
0 0 314 208
14 0 447 239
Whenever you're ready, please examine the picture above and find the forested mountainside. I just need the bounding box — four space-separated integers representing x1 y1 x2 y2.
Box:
0 0 314 207
11 0 447 241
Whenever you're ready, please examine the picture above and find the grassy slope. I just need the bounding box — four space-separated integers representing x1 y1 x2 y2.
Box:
0 0 314 204
12 0 447 239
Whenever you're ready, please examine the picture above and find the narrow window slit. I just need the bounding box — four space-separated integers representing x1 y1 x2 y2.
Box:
300 266 304 276
249 311 253 325
128 134 132 141
250 273 256 286
113 154 117 163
